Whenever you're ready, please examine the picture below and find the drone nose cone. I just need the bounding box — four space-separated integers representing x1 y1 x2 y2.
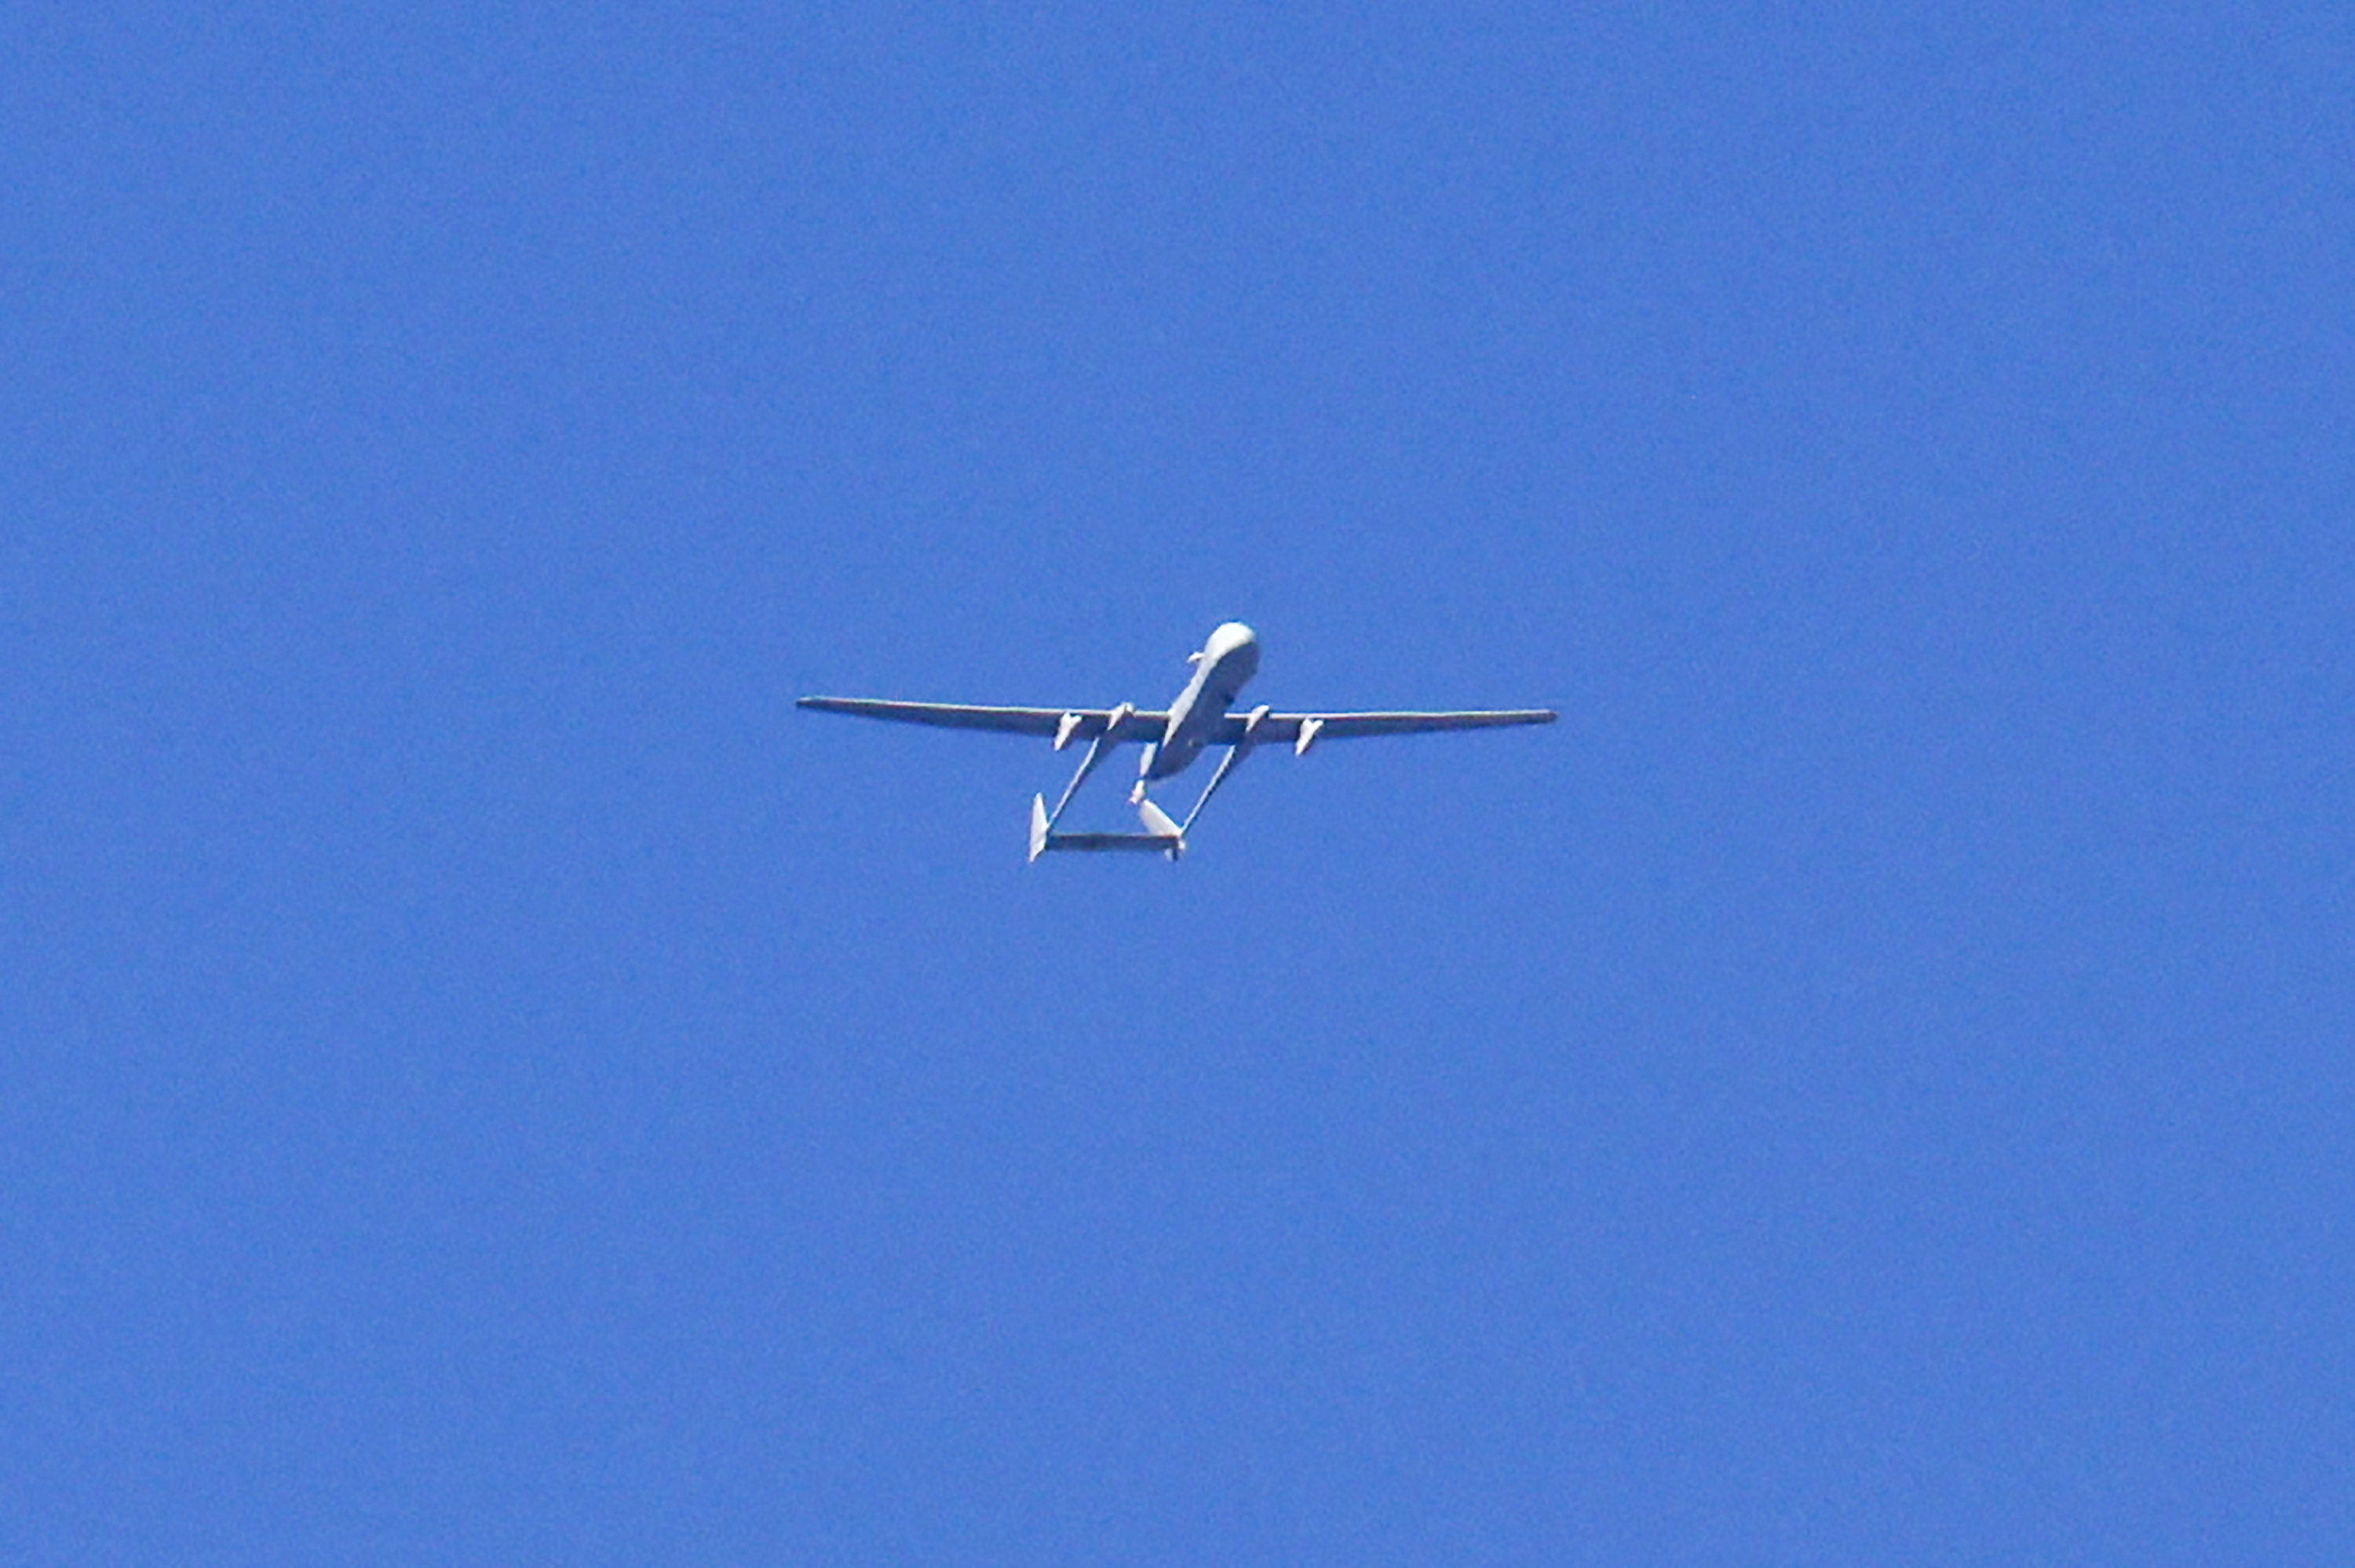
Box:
1203 621 1260 687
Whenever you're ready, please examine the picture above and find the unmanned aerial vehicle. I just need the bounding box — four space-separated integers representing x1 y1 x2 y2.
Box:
798 622 1554 860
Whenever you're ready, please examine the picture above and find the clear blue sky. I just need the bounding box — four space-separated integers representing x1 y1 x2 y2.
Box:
5 5 2351 1562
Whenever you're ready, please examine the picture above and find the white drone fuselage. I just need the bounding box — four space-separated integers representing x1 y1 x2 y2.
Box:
1141 620 1262 786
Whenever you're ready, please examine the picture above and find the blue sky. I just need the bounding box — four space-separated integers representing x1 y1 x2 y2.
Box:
5 5 2351 1562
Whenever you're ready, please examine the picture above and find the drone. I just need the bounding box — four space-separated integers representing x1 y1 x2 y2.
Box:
800 622 1555 861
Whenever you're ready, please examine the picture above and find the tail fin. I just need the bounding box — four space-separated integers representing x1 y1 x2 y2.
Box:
1137 797 1185 859
1028 794 1050 863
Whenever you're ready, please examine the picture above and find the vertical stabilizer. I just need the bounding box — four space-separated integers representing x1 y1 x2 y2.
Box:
1028 794 1049 863
1137 797 1185 859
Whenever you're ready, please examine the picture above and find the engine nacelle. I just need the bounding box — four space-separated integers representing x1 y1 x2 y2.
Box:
1294 716 1325 757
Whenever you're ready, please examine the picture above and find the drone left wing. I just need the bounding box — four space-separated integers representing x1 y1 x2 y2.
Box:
797 697 1170 742
1210 708 1557 748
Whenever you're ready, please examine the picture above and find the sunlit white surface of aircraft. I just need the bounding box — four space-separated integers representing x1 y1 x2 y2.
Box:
798 622 1554 861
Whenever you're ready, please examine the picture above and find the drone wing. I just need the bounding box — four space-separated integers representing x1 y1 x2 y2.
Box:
796 698 1170 742
1211 708 1556 749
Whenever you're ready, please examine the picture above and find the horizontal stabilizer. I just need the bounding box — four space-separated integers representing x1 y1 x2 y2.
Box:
1032 830 1183 855
1028 794 1186 862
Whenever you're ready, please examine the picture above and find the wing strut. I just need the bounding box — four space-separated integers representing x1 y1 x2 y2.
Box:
1043 703 1131 831
1181 704 1269 832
